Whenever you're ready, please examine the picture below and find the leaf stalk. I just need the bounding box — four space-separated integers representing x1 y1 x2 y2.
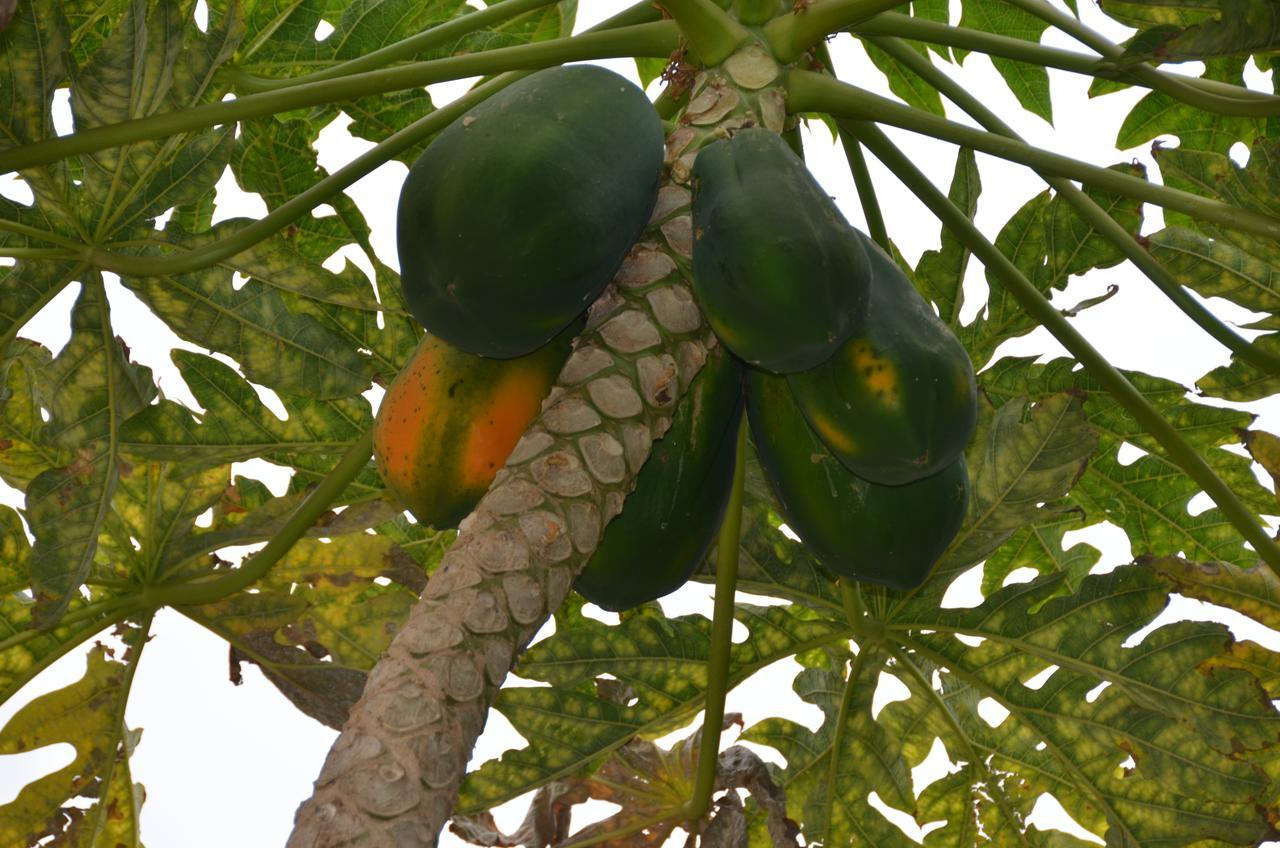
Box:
866 34 1280 373
764 0 909 62
225 0 566 93
658 0 750 65
684 412 748 821
1003 0 1280 117
784 70 1280 243
140 430 373 608
854 12 1280 111
0 22 679 174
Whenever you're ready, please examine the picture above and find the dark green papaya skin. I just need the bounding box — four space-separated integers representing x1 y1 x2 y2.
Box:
397 65 664 358
746 367 968 590
787 235 977 486
575 345 744 611
690 127 871 373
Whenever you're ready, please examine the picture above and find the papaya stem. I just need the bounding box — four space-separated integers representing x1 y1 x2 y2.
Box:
764 0 908 63
846 120 1280 574
683 412 748 821
0 594 140 654
0 247 76 260
867 34 1280 374
1003 0 1280 118
0 219 84 250
734 0 781 26
139 429 373 608
784 70 1280 243
822 647 867 848
853 12 1279 108
0 21 678 175
658 0 750 65
813 44 889 250
225 0 566 93
839 135 889 250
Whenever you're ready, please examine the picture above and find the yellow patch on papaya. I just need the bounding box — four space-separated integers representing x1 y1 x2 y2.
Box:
809 410 857 457
848 340 899 407
459 364 545 488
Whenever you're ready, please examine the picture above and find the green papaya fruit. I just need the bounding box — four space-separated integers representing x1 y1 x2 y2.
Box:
397 65 664 358
746 367 968 590
575 345 744 611
788 235 977 486
690 127 870 373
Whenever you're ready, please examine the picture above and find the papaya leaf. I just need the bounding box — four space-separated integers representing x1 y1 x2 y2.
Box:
0 506 129 708
923 391 1098 588
888 565 1280 846
232 118 376 262
915 147 979 328
955 3 1052 123
981 356 1273 566
0 635 148 847
0 1 69 153
1094 1 1219 30
0 339 69 490
60 0 134 67
978 505 1100 603
1144 554 1280 632
119 349 371 469
1115 59 1262 155
188 530 432 728
106 461 230 583
1146 225 1280 316
71 0 240 238
960 169 1145 369
453 718 797 848
1242 428 1280 500
456 603 847 815
743 645 916 848
1119 0 1280 63
119 223 374 399
26 280 156 625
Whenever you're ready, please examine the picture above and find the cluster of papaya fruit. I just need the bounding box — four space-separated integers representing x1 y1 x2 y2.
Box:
691 128 977 590
375 65 977 613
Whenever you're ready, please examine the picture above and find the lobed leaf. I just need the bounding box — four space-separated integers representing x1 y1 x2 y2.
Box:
457 603 847 814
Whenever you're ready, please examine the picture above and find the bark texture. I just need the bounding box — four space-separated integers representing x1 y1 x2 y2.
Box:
288 60 786 847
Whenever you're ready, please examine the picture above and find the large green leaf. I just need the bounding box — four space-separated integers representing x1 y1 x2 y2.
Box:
744 646 916 848
956 3 1053 123
888 566 1280 847
456 603 847 814
915 147 980 328
26 281 155 623
1115 59 1262 155
120 223 374 398
1120 0 1280 63
120 349 370 469
981 357 1273 566
0 640 146 846
959 166 1145 368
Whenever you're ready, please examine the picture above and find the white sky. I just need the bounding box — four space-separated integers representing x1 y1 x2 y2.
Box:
2 1 1280 845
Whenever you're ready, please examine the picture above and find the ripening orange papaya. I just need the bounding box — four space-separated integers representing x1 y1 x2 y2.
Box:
373 323 578 528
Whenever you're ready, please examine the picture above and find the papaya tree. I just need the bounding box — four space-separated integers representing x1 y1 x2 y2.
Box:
3 0 1280 845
